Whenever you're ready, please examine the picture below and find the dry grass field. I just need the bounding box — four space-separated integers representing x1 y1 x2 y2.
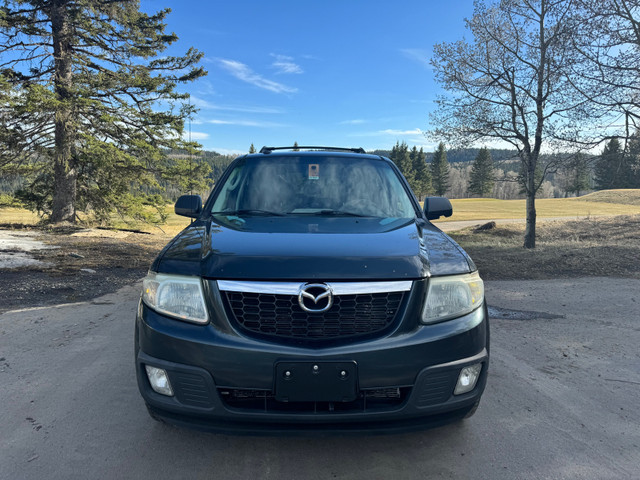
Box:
449 214 640 280
579 189 640 206
443 189 640 221
0 206 40 225
0 205 191 236
2 189 640 233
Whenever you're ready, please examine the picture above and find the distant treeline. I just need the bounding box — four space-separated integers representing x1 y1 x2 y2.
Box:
1 144 636 205
157 149 236 200
369 148 518 164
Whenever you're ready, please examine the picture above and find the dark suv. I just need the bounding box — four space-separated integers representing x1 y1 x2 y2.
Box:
135 146 489 433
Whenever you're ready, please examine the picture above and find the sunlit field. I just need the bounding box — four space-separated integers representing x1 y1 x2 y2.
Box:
0 205 190 237
442 189 640 222
2 189 639 235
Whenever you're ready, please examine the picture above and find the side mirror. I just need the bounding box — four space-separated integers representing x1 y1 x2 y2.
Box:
423 196 453 220
175 194 202 218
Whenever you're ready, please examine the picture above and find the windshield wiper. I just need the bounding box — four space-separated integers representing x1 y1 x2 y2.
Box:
210 209 285 217
310 209 367 217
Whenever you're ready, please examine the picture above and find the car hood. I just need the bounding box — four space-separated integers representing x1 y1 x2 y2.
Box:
152 219 473 280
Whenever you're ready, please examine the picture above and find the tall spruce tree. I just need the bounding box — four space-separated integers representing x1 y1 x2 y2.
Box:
410 146 431 200
564 153 590 197
629 132 640 188
0 0 206 223
430 142 450 196
249 143 256 154
469 147 494 197
390 141 415 187
595 138 629 189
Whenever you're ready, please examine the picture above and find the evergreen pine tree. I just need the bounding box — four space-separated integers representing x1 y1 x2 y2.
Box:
595 138 628 189
390 142 415 187
249 144 256 154
564 154 590 197
628 132 640 188
430 143 450 196
293 142 300 151
410 147 432 200
0 0 206 223
468 147 495 197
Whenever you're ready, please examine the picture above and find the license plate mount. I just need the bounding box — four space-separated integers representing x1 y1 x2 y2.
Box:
274 361 358 402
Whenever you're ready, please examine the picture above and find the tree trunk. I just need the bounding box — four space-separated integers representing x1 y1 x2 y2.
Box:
50 0 76 223
523 160 536 249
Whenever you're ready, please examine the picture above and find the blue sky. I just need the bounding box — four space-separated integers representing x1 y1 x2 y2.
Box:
141 0 476 155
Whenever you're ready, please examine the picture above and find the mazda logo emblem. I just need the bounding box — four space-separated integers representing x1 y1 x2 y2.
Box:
298 283 334 313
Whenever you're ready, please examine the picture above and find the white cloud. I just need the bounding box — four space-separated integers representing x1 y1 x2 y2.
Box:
182 131 210 141
218 59 298 94
351 127 425 137
400 49 432 70
220 105 284 114
188 96 284 114
207 147 248 156
271 54 303 74
195 80 216 96
345 128 435 150
207 119 285 128
380 128 424 136
339 119 367 125
189 95 215 109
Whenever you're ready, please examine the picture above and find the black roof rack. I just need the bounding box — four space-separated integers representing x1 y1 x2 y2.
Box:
259 146 366 154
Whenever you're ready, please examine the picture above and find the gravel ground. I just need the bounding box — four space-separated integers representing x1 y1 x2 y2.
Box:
1 277 639 479
1 219 639 478
0 226 168 314
1 215 639 313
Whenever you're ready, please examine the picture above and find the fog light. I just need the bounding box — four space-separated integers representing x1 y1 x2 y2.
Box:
454 363 482 395
145 365 174 396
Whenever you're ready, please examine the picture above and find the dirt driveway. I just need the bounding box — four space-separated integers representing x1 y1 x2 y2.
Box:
1 277 638 480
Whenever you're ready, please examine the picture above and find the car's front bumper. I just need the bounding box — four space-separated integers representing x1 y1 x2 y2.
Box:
135 299 489 434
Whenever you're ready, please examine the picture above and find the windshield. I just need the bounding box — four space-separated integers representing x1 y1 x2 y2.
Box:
209 155 416 219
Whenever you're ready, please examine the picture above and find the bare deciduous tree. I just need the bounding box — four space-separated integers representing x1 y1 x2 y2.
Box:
572 0 640 141
429 0 592 248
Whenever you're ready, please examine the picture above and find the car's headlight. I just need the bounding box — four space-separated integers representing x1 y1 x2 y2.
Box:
142 272 209 324
421 271 484 324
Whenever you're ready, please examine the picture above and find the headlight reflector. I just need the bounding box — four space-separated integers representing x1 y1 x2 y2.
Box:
421 271 484 324
142 272 208 324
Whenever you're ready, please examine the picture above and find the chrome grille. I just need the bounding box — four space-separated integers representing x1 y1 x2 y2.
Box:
218 281 410 341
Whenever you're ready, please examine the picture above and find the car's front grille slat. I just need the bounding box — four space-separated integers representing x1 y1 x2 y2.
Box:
223 289 405 341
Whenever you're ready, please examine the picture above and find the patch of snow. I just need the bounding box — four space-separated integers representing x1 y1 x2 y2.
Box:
0 230 59 252
0 252 51 269
0 230 57 269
